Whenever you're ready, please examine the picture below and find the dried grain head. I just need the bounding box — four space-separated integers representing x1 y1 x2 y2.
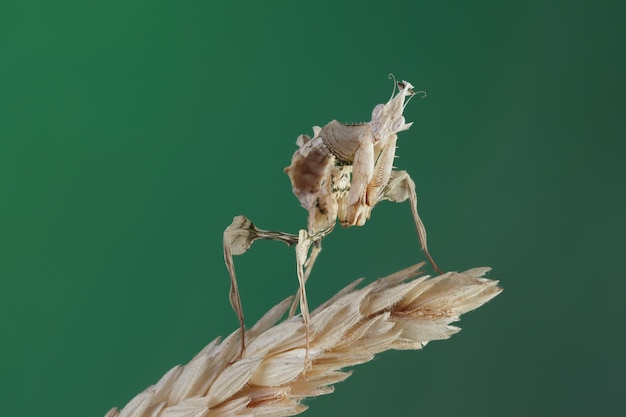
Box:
106 263 501 417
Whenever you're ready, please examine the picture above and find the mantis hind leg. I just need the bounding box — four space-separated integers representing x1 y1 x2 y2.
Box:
223 215 299 357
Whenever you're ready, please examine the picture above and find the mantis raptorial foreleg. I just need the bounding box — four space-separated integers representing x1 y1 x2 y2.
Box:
344 132 376 227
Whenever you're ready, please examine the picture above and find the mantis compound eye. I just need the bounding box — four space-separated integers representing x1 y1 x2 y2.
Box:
397 81 415 95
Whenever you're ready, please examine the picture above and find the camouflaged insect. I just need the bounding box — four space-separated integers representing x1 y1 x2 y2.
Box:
224 77 442 358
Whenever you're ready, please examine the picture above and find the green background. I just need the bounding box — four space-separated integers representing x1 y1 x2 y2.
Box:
1 1 624 416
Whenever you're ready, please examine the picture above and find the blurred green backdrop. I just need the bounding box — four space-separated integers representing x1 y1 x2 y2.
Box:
1 1 624 416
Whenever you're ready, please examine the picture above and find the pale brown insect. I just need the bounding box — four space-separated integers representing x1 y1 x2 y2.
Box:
223 76 442 359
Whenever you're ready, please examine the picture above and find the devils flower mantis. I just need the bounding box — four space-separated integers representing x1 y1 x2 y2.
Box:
223 76 442 359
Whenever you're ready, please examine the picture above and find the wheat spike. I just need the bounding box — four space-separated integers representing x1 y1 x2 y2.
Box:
106 263 501 417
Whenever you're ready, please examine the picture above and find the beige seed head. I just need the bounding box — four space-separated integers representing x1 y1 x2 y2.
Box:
106 263 501 417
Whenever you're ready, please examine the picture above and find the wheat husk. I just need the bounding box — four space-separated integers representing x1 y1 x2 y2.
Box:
106 263 501 417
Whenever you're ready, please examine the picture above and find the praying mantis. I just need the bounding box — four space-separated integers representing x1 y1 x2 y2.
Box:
223 76 442 359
